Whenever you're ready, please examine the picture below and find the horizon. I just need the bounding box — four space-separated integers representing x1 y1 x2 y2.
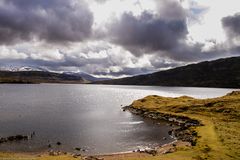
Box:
0 0 240 78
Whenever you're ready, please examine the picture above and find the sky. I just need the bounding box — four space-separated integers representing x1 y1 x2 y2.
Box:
0 0 240 78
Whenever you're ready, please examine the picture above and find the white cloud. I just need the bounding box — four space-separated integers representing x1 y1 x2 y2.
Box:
90 0 156 27
187 0 240 45
0 46 28 59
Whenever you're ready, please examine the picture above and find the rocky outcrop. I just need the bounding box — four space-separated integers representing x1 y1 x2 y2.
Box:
133 148 157 156
123 106 202 146
0 135 29 144
0 132 36 144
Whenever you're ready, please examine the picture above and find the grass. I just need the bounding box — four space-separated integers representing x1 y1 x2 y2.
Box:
126 91 240 160
0 152 79 160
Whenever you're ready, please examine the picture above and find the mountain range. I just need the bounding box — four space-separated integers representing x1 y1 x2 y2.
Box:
0 66 110 83
0 71 87 84
0 56 239 87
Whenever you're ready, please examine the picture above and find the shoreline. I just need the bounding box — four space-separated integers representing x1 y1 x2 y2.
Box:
0 102 192 158
0 108 194 160
123 105 202 145
0 91 239 159
0 109 193 159
0 139 190 160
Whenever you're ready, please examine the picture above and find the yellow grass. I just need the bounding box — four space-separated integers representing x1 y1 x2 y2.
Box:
125 91 240 160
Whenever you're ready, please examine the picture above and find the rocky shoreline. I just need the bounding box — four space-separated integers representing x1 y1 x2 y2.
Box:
0 106 203 159
0 132 36 144
122 105 202 146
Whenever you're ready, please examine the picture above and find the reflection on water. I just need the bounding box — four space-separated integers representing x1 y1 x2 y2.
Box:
0 84 237 154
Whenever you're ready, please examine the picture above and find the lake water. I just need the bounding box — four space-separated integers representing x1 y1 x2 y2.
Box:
0 84 237 154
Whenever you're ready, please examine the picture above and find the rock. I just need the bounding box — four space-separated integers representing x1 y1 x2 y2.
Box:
49 150 60 156
135 148 158 156
122 106 129 112
73 153 81 158
136 148 145 153
56 142 62 145
0 138 7 143
7 135 28 141
0 134 34 144
83 156 104 160
126 106 201 146
163 137 167 140
30 131 36 138
145 149 157 156
75 147 81 151
163 148 176 154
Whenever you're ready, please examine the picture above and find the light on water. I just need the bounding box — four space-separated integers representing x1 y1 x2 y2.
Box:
0 84 237 154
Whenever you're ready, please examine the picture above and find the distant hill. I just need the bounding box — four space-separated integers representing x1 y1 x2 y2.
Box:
97 57 240 88
0 71 87 84
63 72 112 82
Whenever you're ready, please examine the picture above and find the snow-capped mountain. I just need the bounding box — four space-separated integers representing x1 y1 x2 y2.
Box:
0 66 111 82
0 66 49 72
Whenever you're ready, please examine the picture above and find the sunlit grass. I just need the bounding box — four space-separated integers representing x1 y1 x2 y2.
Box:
127 91 240 160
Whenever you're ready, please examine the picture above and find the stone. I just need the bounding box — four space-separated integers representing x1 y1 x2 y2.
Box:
75 147 81 151
56 142 62 145
73 153 81 158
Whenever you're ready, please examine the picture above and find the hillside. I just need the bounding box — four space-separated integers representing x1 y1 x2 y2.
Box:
97 56 240 88
0 71 87 84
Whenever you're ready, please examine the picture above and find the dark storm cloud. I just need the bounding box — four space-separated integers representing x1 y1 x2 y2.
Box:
222 13 240 39
109 11 188 56
221 13 240 56
107 0 231 63
156 0 186 21
0 0 93 44
108 0 188 58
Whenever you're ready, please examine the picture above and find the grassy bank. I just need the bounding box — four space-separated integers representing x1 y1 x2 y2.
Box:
0 91 239 160
125 91 240 160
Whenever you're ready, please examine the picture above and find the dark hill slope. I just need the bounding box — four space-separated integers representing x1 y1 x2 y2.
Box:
0 71 86 84
97 57 240 88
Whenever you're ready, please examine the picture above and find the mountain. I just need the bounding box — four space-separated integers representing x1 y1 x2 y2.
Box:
64 72 112 82
0 71 87 84
0 66 48 72
96 56 240 88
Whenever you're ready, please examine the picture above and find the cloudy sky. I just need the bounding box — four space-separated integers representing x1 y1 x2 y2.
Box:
0 0 240 78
